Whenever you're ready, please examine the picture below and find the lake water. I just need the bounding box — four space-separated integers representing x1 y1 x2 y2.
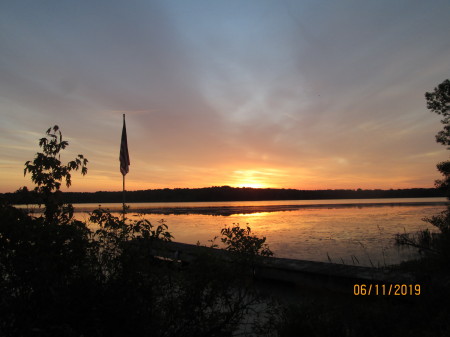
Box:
65 198 448 267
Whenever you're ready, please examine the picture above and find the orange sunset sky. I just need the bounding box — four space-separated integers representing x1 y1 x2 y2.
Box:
1 0 450 193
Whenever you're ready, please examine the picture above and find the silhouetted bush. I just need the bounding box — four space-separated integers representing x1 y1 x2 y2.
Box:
0 126 277 336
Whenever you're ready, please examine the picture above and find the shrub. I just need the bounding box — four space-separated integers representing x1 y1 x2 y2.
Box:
1 126 276 336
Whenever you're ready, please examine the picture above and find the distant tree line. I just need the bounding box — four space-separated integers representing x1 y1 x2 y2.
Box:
3 185 446 205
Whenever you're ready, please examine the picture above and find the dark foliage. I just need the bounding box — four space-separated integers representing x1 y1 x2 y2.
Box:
0 126 277 336
396 79 450 270
221 225 273 257
23 125 88 223
425 79 450 147
0 198 276 336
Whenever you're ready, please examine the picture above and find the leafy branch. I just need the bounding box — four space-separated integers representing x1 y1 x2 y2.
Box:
24 125 88 222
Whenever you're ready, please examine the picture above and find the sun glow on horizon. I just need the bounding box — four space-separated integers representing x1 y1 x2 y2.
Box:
229 169 283 189
234 183 269 189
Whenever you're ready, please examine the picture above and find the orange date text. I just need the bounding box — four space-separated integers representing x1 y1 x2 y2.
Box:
353 284 421 296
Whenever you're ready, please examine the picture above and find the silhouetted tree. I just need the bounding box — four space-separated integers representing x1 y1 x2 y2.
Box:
426 79 450 194
24 125 88 223
396 79 450 262
426 79 450 147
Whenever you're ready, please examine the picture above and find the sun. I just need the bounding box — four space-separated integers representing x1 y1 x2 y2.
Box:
236 182 267 189
231 170 271 189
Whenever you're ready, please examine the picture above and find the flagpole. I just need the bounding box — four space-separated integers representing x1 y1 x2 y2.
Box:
122 169 126 220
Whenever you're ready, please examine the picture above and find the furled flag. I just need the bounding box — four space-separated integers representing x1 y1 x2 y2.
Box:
120 114 130 176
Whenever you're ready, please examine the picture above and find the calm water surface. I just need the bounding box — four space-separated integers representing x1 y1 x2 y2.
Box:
70 198 447 267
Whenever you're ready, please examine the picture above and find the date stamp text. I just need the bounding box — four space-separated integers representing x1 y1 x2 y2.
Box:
353 284 421 296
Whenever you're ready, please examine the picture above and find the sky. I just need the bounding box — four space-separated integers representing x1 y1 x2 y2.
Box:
1 0 450 193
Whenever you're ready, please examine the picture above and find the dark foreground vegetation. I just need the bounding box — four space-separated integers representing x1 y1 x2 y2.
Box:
3 186 445 205
2 81 450 336
1 126 277 336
